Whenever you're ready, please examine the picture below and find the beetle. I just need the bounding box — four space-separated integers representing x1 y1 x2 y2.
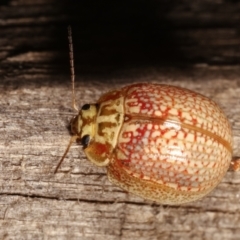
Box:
54 27 240 205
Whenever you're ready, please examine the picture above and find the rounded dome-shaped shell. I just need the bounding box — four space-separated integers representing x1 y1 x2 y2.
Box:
104 83 232 204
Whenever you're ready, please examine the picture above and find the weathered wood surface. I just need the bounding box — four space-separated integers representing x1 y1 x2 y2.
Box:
1 1 240 239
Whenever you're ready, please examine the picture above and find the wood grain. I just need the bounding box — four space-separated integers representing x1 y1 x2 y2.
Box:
1 1 240 239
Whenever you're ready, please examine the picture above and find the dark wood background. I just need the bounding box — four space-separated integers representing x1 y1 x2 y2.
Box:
1 0 240 239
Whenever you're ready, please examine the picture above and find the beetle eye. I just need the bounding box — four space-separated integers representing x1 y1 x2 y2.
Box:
81 104 90 110
81 135 90 148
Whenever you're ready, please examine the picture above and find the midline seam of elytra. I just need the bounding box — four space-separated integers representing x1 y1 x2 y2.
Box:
122 115 232 154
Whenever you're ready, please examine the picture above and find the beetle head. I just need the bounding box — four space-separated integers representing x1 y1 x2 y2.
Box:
71 103 97 148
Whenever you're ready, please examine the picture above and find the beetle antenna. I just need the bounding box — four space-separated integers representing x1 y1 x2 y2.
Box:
68 26 79 112
54 135 79 174
54 27 79 174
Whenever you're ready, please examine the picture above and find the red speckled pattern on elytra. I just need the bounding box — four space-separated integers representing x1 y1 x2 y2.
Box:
115 83 232 192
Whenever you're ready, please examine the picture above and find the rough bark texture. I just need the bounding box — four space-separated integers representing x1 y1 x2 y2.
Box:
1 1 240 239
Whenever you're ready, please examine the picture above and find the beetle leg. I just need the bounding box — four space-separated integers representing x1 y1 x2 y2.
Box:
229 157 240 171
